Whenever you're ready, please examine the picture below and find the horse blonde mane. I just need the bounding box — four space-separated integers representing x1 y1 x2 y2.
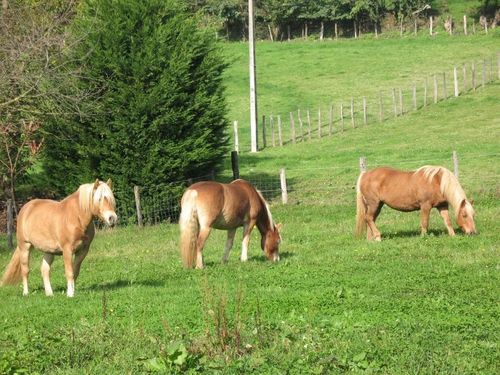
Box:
415 166 468 216
255 189 274 229
78 181 116 214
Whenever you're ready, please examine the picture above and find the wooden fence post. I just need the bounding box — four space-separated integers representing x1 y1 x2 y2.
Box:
298 109 304 142
429 16 433 36
412 84 417 110
433 75 438 103
231 150 240 180
453 67 459 97
290 112 296 144
280 168 288 204
442 72 447 100
134 186 143 228
329 104 333 135
350 98 355 128
270 115 275 147
462 64 467 92
262 115 267 149
6 198 14 249
363 97 367 125
233 120 239 152
398 88 403 115
463 15 467 35
424 78 428 107
498 52 500 80
359 156 366 172
379 92 384 121
318 107 322 138
392 89 397 117
277 115 283 146
340 103 344 132
482 59 486 88
472 62 476 91
452 151 459 178
307 110 312 140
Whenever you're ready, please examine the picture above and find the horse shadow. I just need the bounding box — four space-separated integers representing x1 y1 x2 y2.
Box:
81 278 165 292
383 229 451 239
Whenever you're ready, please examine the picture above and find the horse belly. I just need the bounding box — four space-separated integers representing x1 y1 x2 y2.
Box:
212 214 243 230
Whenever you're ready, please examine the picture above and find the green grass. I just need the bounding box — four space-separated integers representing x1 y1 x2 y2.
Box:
223 33 500 151
1 39 499 374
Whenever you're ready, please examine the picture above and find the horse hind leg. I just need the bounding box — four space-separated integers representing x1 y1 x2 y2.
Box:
195 226 211 269
41 253 55 296
366 202 383 241
19 242 32 296
222 228 236 264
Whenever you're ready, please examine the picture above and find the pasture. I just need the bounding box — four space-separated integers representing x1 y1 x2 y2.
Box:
1 38 500 373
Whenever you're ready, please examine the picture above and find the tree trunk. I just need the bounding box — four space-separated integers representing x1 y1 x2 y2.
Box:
287 24 291 41
334 22 338 40
320 21 324 40
267 24 274 41
354 20 357 38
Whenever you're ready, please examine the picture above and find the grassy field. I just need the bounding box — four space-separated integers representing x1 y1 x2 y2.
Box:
1 38 499 373
223 33 500 151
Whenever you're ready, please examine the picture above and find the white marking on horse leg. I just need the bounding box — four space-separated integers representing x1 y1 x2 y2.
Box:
222 229 236 263
41 253 55 297
240 223 254 262
438 207 456 236
62 248 75 297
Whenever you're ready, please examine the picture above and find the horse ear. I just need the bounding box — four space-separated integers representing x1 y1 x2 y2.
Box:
275 223 283 231
469 198 474 206
93 179 100 190
460 199 467 209
106 178 112 189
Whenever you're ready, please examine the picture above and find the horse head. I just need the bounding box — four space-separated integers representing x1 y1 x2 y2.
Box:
456 199 476 235
261 223 282 262
92 179 118 227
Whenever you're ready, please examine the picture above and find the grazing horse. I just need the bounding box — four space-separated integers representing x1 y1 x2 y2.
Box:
355 166 476 240
1 179 117 297
179 179 282 269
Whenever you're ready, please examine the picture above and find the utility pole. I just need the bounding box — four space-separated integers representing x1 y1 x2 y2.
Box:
248 0 258 152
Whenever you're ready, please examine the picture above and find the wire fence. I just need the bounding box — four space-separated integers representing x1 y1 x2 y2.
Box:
234 53 500 152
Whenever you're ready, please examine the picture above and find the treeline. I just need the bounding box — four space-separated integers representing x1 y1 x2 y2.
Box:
187 0 500 40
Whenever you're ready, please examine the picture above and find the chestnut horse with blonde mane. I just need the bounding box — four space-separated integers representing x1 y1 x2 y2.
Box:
180 179 282 269
1 179 117 297
356 166 476 240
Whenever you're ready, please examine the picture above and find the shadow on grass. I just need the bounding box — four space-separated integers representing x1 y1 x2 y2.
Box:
382 228 451 239
82 278 165 291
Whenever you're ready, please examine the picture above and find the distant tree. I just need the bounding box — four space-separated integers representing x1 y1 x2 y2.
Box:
45 0 229 216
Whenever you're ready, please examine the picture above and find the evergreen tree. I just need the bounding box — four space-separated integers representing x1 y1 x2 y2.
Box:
44 0 229 216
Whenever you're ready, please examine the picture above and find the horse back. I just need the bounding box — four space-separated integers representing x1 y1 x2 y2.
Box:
361 167 444 211
186 180 258 229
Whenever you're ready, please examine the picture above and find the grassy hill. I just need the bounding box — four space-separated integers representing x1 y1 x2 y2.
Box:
223 33 500 152
1 70 499 374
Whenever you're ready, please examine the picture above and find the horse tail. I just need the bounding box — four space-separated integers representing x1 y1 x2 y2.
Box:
355 172 367 237
1 246 22 286
179 189 199 269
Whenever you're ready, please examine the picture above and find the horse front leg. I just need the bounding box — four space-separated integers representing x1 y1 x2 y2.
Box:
41 253 55 296
438 206 456 236
240 221 255 262
222 228 236 264
62 246 75 297
420 204 432 236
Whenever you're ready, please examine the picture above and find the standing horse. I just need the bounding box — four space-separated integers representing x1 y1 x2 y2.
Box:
179 179 282 269
1 179 117 297
355 166 476 240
